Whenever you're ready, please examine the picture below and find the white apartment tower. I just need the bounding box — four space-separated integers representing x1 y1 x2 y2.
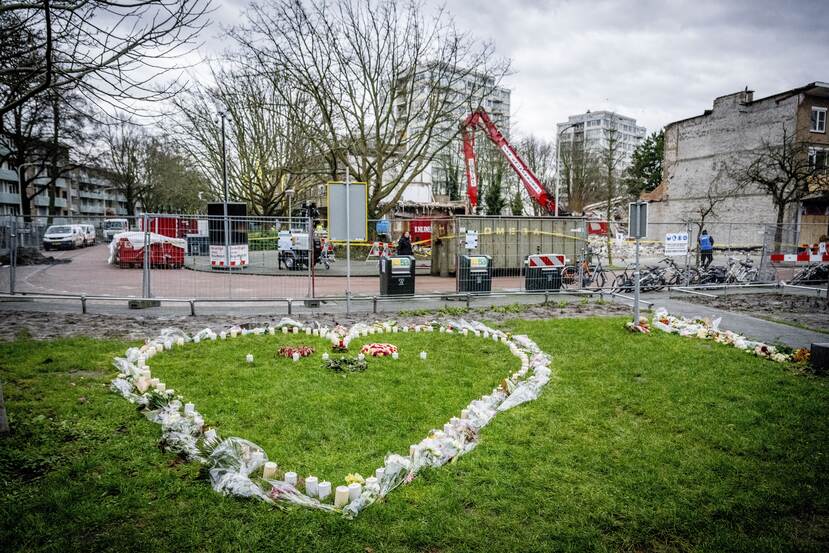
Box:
556 110 646 166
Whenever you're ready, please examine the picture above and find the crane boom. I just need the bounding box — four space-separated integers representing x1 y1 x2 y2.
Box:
461 107 562 214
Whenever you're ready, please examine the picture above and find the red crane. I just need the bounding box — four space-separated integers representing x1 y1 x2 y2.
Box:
461 107 563 214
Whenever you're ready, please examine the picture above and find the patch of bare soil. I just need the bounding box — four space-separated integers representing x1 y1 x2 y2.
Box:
682 293 829 333
0 301 631 341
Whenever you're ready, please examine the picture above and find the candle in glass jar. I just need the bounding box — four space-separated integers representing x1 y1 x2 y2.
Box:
461 409 470 419
184 403 195 416
246 353 254 364
176 337 185 347
462 329 468 336
220 331 227 340
193 336 200 344
281 326 288 334
347 482 361 501
334 485 350 507
292 352 300 362
268 326 275 335
193 415 203 429
439 326 445 333
305 327 311 335
262 461 277 479
230 329 238 338
284 471 297 486
292 327 298 334
156 382 166 392
409 444 418 457
365 476 378 490
137 356 145 368
318 481 332 501
305 476 318 497
375 467 385 482
391 352 399 360
322 353 330 361
357 353 365 361
420 351 427 360
205 428 217 442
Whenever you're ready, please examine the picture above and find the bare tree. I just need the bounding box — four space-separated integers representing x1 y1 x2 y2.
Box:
560 137 600 214
232 0 508 217
598 115 625 264
517 134 555 215
103 119 148 216
172 66 322 216
734 125 825 249
0 1 212 118
691 162 743 265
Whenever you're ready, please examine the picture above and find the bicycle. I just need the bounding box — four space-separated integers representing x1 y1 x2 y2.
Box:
561 246 613 289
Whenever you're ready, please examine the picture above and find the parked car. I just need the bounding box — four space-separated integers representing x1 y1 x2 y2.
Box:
42 224 84 250
80 223 96 246
103 218 129 242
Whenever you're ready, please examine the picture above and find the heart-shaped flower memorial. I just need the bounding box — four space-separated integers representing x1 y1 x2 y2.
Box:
110 319 552 518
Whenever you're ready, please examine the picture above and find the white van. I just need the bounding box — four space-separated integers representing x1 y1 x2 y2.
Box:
42 224 84 250
80 223 96 246
103 218 129 242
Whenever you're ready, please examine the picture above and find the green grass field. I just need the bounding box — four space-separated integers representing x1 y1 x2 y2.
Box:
1 317 827 552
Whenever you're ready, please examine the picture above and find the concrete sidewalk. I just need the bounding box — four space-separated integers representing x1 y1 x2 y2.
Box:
651 297 826 349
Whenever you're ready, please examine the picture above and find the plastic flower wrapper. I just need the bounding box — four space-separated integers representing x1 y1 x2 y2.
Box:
193 328 217 341
265 481 339 513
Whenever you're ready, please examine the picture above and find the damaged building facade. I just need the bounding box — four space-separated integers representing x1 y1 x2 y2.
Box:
644 82 829 248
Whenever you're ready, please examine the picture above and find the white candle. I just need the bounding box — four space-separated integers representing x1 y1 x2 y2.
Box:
305 327 311 335
348 482 361 501
184 403 195 416
156 344 164 354
305 476 319 497
284 471 297 486
292 327 298 334
205 429 217 442
176 337 185 347
420 351 427 360
230 329 238 338
292 352 300 362
262 461 277 479
403 326 408 332
375 467 385 482
156 382 166 392
409 444 418 457
365 476 378 490
358 353 365 361
210 333 217 341
164 340 172 350
150 377 159 387
312 329 319 336
461 409 470 419
282 326 288 334
193 336 200 344
322 353 330 361
268 327 275 335
415 326 421 332
246 353 254 364
318 481 332 501
462 329 468 336
193 415 203 429
391 352 399 360
439 327 445 333
443 423 452 433
334 485 350 507
361 329 368 337
393 327 399 333
137 357 145 368
220 331 227 340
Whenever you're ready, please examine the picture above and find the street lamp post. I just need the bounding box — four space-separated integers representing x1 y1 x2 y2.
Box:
220 112 231 271
555 122 581 217
285 188 295 230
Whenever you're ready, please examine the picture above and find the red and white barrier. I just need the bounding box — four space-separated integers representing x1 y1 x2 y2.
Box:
769 252 829 264
527 254 566 268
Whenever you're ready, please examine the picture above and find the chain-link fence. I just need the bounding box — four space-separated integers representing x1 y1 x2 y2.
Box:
3 214 826 300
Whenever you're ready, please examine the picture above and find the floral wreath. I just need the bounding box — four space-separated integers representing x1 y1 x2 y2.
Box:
110 319 552 519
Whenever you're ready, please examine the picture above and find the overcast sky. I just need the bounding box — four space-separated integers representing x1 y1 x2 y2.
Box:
202 0 829 141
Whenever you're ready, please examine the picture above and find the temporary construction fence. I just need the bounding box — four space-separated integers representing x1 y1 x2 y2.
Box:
2 213 827 303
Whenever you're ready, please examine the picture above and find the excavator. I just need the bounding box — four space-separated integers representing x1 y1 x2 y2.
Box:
461 107 565 215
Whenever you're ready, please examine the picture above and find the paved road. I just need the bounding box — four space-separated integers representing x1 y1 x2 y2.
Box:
0 244 524 299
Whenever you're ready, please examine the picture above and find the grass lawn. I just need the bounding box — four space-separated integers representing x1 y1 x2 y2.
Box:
1 317 827 552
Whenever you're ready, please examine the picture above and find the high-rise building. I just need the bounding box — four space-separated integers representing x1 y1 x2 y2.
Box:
556 110 646 166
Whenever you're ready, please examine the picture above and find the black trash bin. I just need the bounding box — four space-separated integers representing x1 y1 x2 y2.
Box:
380 255 416 295
525 254 563 291
457 255 492 293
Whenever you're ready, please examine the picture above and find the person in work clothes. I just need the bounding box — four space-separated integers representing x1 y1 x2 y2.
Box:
699 229 714 269
397 231 413 256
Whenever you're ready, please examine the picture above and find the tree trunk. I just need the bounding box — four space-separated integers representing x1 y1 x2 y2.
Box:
773 204 786 251
0 382 9 434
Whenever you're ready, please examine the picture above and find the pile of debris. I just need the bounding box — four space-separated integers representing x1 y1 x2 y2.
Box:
0 246 71 266
588 236 664 264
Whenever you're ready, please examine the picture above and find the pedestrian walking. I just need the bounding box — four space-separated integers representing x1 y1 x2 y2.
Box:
396 231 413 256
699 229 714 269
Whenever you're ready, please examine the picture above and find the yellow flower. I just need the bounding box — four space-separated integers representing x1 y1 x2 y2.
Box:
345 473 365 485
